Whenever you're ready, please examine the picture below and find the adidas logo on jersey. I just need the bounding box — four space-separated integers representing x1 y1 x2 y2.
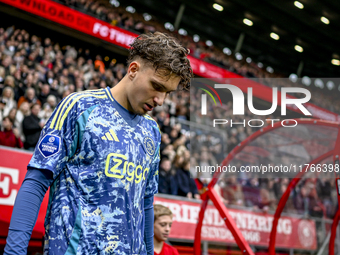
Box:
101 129 119 142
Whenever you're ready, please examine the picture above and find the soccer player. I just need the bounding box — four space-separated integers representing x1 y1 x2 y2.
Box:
4 32 192 255
153 204 179 255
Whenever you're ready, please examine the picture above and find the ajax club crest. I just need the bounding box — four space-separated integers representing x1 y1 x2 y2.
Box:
143 137 155 156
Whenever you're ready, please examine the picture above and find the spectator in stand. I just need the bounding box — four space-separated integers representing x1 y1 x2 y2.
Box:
17 87 41 109
221 175 244 206
159 133 170 152
7 108 17 127
161 144 176 163
308 186 324 218
0 116 23 148
3 76 16 93
49 79 61 100
196 146 216 184
0 66 5 85
243 178 261 208
15 101 30 142
94 54 105 74
158 158 177 195
0 98 6 127
75 77 86 91
168 127 180 144
22 103 43 150
153 204 179 255
317 178 335 218
38 94 57 124
293 185 309 216
1 86 17 116
1 55 13 77
160 115 172 135
173 160 200 199
38 84 51 106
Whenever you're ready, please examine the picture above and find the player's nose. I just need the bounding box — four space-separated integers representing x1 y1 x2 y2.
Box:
153 92 167 106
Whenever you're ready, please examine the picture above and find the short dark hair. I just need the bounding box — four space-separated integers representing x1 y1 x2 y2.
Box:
127 32 193 90
2 116 13 125
31 103 40 110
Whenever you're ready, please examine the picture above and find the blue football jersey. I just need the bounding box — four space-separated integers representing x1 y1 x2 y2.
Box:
28 87 160 255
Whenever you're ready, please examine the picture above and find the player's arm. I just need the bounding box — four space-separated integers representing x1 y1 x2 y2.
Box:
5 93 92 254
144 140 160 255
144 162 157 255
4 168 53 255
144 195 154 255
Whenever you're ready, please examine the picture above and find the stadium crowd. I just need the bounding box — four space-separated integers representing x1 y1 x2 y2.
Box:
0 22 338 221
55 0 340 114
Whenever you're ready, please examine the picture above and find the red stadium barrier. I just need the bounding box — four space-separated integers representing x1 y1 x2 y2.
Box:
154 195 317 250
0 146 48 250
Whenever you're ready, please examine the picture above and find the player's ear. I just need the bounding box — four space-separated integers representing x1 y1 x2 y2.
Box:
128 61 140 80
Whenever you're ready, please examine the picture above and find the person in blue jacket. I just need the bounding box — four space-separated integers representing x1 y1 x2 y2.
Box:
158 157 177 195
174 160 200 199
4 32 192 255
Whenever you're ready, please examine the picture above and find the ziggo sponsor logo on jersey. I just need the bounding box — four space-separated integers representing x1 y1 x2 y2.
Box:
105 153 149 183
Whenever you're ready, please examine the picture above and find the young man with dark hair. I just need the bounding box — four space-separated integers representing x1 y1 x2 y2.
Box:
5 32 192 255
153 204 179 255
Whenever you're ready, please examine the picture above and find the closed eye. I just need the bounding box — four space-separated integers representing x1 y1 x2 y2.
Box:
151 81 175 96
152 82 164 91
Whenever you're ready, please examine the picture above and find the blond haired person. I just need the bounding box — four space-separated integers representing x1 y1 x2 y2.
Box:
154 204 179 255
